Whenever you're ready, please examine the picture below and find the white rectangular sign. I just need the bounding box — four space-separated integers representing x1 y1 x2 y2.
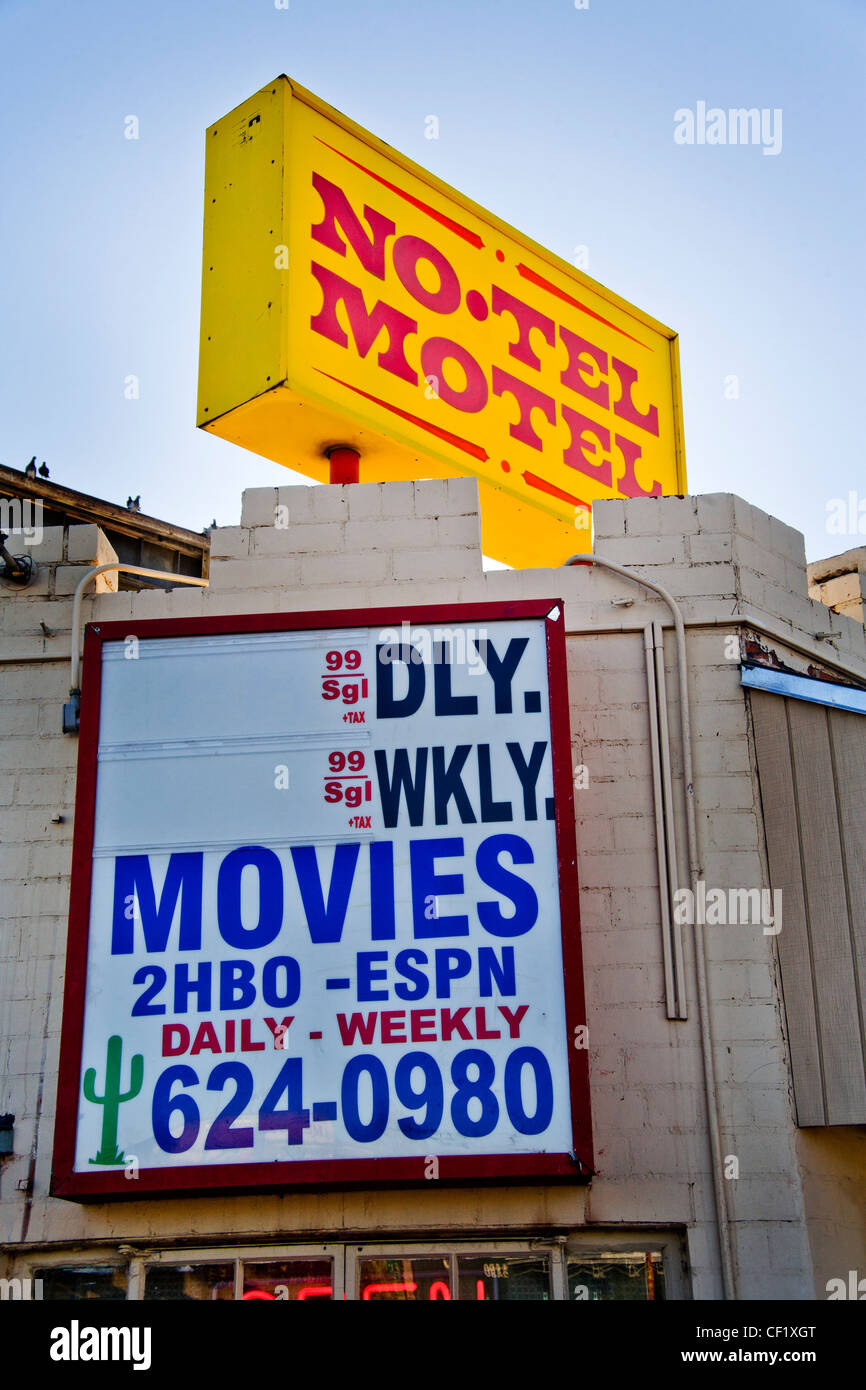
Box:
54 602 591 1196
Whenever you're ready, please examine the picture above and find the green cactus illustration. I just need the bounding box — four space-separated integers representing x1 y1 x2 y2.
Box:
83 1035 144 1166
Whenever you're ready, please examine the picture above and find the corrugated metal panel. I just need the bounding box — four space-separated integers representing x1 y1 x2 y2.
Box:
750 688 866 1125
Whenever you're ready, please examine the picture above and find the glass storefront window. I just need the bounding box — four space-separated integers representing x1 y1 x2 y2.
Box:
37 1265 127 1301
26 1239 677 1300
457 1254 550 1301
242 1260 333 1301
144 1262 234 1300
359 1256 451 1300
567 1251 666 1301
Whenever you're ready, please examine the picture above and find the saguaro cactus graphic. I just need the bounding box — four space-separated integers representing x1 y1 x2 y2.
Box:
83 1035 143 1166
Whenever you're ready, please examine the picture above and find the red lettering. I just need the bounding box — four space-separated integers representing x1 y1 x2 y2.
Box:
612 357 659 437
562 404 613 487
380 1010 407 1043
498 1004 529 1038
162 1023 189 1057
240 1017 265 1052
310 263 418 385
410 1009 437 1042
421 337 488 412
393 235 460 313
263 1016 294 1045
474 1006 501 1040
616 433 662 498
560 326 609 409
492 366 556 450
440 1007 472 1041
492 285 555 371
310 172 395 280
190 1021 221 1056
224 1019 235 1053
337 1012 378 1045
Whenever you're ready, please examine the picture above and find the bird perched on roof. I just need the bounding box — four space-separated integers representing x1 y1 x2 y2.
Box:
126 495 141 512
38 462 49 478
24 457 36 478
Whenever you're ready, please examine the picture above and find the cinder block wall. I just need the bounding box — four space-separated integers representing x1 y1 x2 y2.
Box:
1 484 864 1298
807 546 866 626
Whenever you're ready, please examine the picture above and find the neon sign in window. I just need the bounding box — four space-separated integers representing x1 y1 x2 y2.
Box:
242 1259 333 1301
359 1258 451 1300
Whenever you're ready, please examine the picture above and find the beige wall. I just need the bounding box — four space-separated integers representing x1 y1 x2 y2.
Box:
2 480 865 1299
796 1129 866 1296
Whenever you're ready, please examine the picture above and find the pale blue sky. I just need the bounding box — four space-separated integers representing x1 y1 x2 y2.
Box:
1 0 863 561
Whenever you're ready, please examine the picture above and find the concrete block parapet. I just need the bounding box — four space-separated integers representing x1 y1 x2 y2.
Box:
66 524 118 569
808 545 866 626
591 492 866 670
230 481 482 589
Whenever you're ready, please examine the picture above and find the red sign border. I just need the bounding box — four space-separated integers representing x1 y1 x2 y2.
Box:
51 599 593 1200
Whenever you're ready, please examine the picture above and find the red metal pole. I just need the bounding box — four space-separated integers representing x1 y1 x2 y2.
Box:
327 447 360 484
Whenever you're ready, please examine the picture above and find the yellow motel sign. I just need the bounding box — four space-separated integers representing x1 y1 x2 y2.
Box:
198 76 686 568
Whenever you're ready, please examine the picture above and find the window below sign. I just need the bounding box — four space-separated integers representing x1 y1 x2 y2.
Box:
36 1265 127 1301
359 1256 451 1300
567 1251 666 1301
144 1262 234 1301
457 1253 551 1301
24 1233 685 1300
243 1259 334 1301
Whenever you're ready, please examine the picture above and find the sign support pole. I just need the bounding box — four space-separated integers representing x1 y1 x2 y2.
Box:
327 447 360 485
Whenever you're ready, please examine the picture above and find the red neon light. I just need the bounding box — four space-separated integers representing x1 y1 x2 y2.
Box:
476 1279 486 1301
428 1281 451 1300
362 1281 417 1300
297 1285 333 1300
242 1290 275 1300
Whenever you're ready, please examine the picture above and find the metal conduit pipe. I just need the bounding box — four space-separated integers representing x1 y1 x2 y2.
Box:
565 552 736 1301
70 565 209 691
65 564 209 732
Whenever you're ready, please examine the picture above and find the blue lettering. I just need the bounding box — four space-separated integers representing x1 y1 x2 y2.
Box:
262 956 301 1008
434 948 472 998
219 958 256 1010
478 945 516 997
290 843 359 943
217 846 283 950
357 949 389 1002
174 961 212 1013
476 835 538 937
111 852 202 955
394 948 429 1000
410 837 469 938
